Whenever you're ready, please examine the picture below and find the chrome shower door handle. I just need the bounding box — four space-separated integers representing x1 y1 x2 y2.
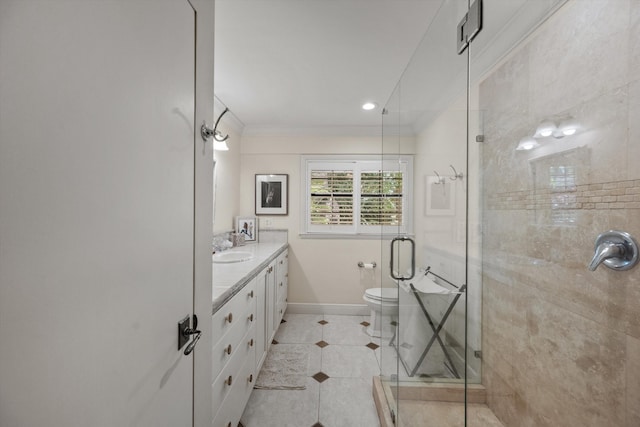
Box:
390 236 415 281
588 230 638 271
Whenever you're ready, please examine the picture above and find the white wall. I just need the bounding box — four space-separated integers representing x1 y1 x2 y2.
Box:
239 133 415 305
414 106 468 259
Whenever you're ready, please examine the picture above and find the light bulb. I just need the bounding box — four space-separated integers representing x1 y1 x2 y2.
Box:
213 140 229 151
516 137 539 151
559 118 579 136
516 136 540 150
362 102 377 111
536 120 556 138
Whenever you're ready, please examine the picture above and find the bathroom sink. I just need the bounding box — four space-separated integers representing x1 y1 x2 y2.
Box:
212 251 254 263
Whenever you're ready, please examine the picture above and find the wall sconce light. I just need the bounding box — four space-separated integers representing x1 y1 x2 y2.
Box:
534 117 580 139
535 120 556 138
201 107 231 151
213 139 229 151
558 117 579 136
516 136 540 151
519 116 581 150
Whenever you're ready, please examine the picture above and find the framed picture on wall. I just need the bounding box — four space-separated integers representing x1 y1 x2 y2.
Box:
236 216 257 242
425 175 455 216
255 174 288 215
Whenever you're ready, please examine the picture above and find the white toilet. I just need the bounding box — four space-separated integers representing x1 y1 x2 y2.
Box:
363 287 399 338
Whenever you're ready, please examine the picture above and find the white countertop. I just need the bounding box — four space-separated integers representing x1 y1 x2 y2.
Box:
212 242 288 314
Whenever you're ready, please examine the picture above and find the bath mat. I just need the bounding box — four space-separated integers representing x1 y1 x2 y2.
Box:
254 345 309 390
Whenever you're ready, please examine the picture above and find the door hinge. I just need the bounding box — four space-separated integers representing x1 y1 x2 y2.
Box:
457 0 483 55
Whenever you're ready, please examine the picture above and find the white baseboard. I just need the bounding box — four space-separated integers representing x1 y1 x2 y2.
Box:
286 303 370 316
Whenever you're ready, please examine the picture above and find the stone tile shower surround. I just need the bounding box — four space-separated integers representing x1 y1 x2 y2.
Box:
479 1 640 426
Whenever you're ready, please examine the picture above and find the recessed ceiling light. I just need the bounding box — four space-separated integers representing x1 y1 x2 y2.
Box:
362 102 377 111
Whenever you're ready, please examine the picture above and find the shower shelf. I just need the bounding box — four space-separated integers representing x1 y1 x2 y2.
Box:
391 266 466 378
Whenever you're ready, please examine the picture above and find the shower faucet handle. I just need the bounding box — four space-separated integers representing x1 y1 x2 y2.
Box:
588 241 624 271
588 230 638 271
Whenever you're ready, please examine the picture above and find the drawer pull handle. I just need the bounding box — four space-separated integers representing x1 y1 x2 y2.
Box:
285 273 288 278
225 375 232 386
249 338 254 347
225 344 232 355
225 313 233 323
248 290 254 298
248 314 254 322
280 260 283 265
248 374 253 383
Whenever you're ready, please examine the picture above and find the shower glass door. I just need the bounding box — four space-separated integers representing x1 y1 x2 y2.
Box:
379 0 471 425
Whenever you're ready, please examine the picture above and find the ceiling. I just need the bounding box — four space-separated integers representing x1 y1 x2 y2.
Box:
213 0 445 135
213 0 567 136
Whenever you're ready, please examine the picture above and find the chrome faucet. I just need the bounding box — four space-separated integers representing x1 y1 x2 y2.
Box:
588 230 638 271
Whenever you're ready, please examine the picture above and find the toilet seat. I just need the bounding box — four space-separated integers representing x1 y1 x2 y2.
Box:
364 287 397 302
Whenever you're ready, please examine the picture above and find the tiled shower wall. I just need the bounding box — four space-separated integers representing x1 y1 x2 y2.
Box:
479 1 640 426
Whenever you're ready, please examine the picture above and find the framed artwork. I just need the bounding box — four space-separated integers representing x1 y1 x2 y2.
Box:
255 174 288 215
425 175 455 216
236 216 257 242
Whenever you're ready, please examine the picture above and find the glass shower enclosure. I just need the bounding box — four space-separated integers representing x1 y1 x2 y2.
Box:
374 0 640 426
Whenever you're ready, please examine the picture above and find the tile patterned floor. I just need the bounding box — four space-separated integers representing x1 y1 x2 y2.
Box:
240 314 382 427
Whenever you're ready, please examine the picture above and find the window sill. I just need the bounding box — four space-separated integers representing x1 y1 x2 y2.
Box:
299 232 414 240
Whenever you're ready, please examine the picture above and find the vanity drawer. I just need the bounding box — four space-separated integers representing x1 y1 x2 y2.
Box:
211 297 256 382
212 279 256 345
212 338 257 427
212 323 256 422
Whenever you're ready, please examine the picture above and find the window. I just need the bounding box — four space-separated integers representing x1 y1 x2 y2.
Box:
301 155 413 236
550 165 577 225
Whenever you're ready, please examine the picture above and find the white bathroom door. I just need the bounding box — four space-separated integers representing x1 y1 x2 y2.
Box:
0 1 201 426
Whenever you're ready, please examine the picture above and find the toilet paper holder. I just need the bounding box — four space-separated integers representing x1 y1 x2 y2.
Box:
357 261 377 268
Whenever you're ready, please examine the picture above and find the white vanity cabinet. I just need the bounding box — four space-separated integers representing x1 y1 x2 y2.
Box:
211 245 289 426
255 258 276 371
255 249 288 372
211 278 257 426
275 250 288 326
